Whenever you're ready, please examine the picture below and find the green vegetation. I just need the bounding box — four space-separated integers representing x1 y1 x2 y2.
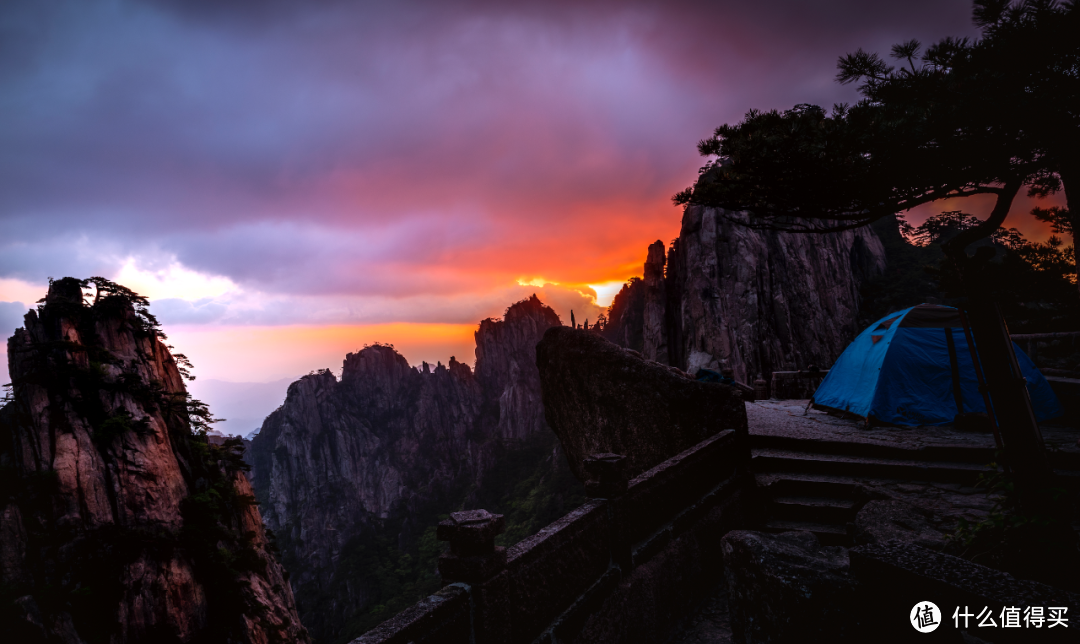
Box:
324 431 586 644
36 276 167 339
93 409 152 450
856 216 948 327
949 454 1079 591
859 212 1078 332
9 277 181 450
676 1 1078 254
478 432 588 548
179 436 283 642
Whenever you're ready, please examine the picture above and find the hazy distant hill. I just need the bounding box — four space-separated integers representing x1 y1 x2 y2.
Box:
187 377 295 436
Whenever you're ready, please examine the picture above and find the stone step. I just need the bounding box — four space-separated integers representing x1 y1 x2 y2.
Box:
1054 468 1080 494
754 472 869 498
751 448 990 486
758 519 850 547
749 433 997 465
770 495 858 524
750 427 1080 472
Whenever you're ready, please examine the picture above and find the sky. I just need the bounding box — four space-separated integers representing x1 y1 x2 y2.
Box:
0 0 1064 431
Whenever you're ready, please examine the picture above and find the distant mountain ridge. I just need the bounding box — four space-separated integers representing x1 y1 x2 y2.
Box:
243 208 888 642
245 295 583 643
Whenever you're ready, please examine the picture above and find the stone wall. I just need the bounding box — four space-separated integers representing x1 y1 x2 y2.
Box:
353 429 751 644
850 542 1080 643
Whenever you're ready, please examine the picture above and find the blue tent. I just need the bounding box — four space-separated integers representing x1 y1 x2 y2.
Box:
812 304 1063 426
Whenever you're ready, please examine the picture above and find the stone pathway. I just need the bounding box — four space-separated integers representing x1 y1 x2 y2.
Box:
668 400 1079 643
748 399 1080 533
747 399 1080 455
666 581 732 644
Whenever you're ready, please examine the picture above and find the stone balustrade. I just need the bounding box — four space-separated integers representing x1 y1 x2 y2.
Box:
352 428 751 644
770 369 829 400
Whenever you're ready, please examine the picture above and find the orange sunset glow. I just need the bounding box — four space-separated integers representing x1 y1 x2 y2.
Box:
172 323 481 382
0 0 1066 434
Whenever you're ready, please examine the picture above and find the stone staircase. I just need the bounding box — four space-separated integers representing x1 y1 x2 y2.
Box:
749 434 1080 546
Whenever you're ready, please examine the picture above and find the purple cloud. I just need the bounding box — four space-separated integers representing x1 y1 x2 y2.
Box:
1 0 982 302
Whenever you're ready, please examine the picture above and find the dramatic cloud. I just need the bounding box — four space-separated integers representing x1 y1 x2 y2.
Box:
8 0 1048 389
1 1 986 291
145 280 601 328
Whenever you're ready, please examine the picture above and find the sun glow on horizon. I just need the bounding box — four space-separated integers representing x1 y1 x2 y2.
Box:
517 277 554 288
166 322 480 382
517 276 628 308
588 281 626 308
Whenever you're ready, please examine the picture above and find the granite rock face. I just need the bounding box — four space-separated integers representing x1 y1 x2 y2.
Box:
245 295 563 641
474 298 559 441
721 530 858 644
642 240 669 365
606 205 886 385
535 326 748 481
251 353 481 578
0 278 305 644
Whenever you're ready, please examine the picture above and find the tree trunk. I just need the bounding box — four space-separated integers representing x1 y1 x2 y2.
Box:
942 179 1054 490
963 299 1052 489
1058 163 1080 300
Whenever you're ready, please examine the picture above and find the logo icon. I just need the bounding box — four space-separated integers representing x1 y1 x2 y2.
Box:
911 601 941 633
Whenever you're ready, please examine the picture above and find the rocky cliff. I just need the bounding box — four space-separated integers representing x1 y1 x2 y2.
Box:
0 277 305 644
641 240 670 365
605 205 886 384
536 326 748 482
246 295 578 643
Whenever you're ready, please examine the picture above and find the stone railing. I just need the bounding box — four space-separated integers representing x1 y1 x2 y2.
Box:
850 542 1080 643
770 370 829 400
1012 332 1080 420
1011 331 1080 365
353 428 751 644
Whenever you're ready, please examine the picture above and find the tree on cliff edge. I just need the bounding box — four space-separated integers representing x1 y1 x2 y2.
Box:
676 1 1078 506
675 0 1077 282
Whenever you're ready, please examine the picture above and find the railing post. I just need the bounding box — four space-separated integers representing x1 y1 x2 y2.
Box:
754 374 768 401
437 509 511 643
583 453 628 499
584 453 632 574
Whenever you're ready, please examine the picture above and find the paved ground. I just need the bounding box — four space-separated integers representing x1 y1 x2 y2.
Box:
667 400 1079 644
748 399 1080 538
666 582 733 644
746 399 1080 455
